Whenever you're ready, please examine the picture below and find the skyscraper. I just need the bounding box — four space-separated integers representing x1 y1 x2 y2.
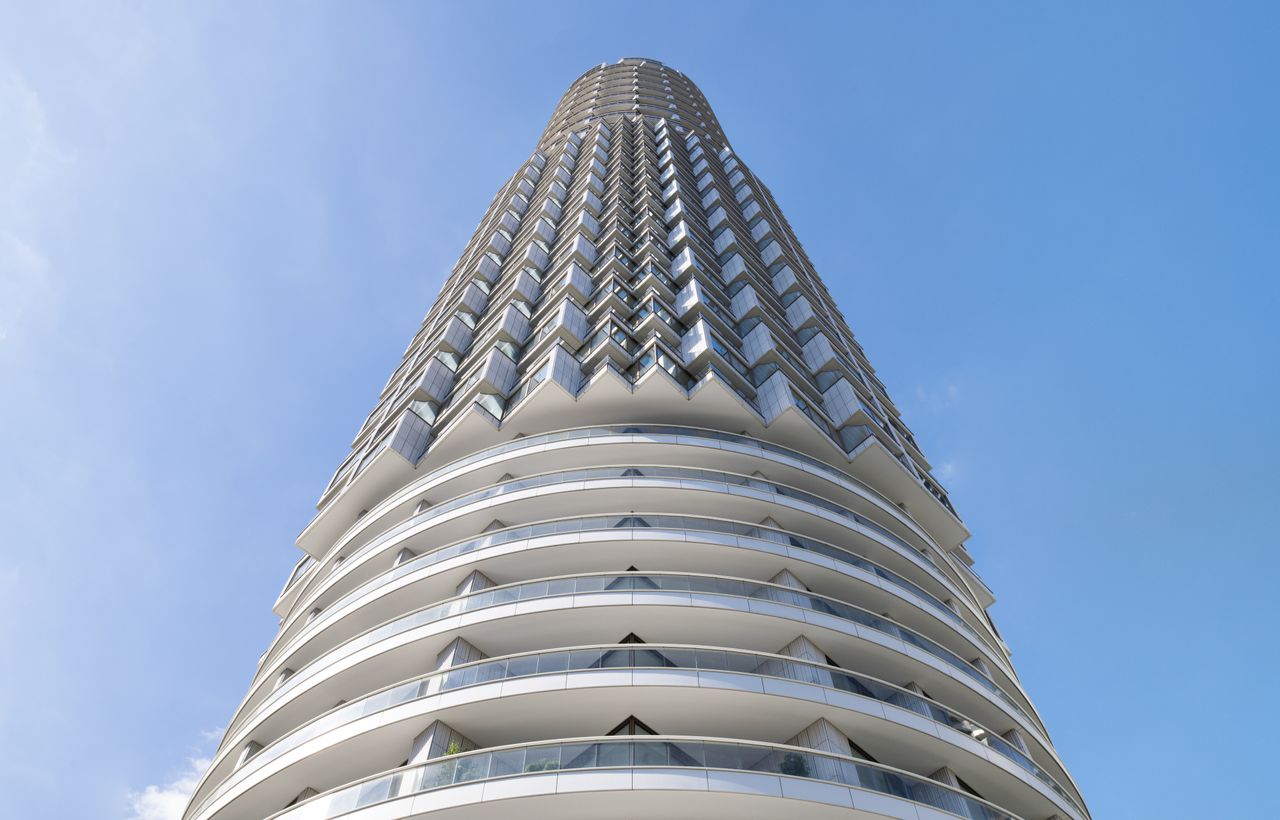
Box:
184 58 1087 820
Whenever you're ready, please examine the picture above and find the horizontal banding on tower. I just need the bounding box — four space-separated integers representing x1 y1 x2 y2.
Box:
185 58 1089 820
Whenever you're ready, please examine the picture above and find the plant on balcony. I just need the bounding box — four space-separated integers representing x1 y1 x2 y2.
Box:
780 752 810 778
524 759 560 772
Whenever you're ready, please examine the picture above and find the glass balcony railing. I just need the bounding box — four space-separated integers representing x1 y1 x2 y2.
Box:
202 646 1077 818
271 737 1018 820
292 431 951 607
276 555 317 602
269 461 991 695
301 425 939 595
249 572 1028 751
271 514 983 688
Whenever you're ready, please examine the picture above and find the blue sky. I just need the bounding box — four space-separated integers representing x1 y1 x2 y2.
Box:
1 2 1276 818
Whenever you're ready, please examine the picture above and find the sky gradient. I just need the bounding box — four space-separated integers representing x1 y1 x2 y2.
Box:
1 2 1277 818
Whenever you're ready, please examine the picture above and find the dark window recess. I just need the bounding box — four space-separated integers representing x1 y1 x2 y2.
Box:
848 739 878 763
607 716 659 736
954 774 983 798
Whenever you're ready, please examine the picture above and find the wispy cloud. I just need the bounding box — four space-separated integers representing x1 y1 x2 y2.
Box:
0 67 74 348
125 756 210 820
914 379 962 415
910 381 963 486
0 67 75 211
0 232 55 344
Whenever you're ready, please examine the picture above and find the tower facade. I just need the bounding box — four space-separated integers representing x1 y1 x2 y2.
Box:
185 58 1087 820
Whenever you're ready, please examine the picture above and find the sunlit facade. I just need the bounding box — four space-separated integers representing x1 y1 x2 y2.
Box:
184 58 1087 820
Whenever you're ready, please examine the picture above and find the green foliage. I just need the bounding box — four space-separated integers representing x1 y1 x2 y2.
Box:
524 759 560 772
780 752 810 778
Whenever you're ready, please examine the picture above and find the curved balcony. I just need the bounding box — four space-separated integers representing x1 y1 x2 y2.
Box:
195 646 1080 820
269 514 993 697
280 461 989 667
292 425 961 600
271 737 1019 820
257 468 1021 712
236 572 1032 756
219 584 1061 813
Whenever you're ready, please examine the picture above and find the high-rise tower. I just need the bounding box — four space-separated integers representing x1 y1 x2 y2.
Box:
184 58 1087 820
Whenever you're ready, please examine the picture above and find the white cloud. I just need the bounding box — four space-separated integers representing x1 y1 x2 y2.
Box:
0 67 73 347
125 756 210 820
0 67 75 213
0 231 55 343
914 379 962 415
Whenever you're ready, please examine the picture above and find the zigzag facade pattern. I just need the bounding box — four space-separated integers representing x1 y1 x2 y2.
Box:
185 58 1088 820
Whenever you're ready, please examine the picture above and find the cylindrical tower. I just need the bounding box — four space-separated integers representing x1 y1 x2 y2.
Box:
184 58 1087 820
